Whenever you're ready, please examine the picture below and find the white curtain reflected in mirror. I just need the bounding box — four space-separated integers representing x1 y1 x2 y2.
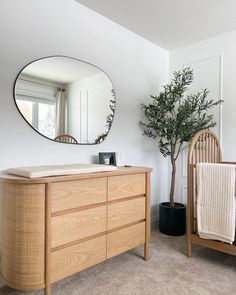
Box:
14 56 115 144
56 89 67 136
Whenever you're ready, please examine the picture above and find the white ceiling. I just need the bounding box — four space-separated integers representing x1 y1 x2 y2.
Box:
22 56 101 84
76 0 236 50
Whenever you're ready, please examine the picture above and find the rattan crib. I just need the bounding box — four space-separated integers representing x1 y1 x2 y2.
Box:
187 129 236 257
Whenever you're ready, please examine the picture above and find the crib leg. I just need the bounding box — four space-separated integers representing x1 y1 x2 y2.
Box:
45 283 51 295
187 240 192 257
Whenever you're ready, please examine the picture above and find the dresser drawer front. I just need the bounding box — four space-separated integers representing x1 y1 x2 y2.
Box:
51 177 107 213
51 206 106 248
108 197 145 230
107 222 145 258
51 235 106 282
108 173 146 201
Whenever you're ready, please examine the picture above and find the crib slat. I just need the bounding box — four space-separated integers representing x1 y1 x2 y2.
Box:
208 134 212 162
198 137 201 163
205 134 208 162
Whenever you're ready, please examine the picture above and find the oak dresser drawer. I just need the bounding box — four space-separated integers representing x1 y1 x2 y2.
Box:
108 173 146 201
51 177 107 213
51 235 106 282
108 197 145 230
107 222 145 258
51 206 106 248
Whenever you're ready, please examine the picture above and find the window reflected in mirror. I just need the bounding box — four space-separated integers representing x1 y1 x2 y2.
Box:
14 56 115 144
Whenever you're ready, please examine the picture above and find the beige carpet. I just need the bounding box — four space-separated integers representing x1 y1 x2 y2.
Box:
1 229 236 295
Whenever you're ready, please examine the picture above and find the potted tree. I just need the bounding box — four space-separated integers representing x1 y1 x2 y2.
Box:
140 67 222 236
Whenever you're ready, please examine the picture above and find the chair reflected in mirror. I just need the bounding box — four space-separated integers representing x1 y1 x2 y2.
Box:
54 134 78 144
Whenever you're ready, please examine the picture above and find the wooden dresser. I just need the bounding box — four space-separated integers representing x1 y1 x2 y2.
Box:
0 167 151 295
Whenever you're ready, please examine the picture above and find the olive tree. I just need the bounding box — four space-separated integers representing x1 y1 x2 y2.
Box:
140 67 223 207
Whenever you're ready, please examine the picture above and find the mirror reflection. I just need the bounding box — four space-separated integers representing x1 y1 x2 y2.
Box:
14 56 115 144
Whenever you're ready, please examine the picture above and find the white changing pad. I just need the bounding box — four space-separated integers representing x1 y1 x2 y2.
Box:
5 163 117 178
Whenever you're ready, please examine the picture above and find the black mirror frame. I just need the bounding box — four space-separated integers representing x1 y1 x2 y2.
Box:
13 55 116 145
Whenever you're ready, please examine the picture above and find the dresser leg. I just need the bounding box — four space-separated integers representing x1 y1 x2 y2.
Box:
144 172 150 262
144 242 149 261
45 184 52 295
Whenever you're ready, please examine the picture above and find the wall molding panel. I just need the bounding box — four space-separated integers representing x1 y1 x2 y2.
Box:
179 54 224 205
186 54 223 142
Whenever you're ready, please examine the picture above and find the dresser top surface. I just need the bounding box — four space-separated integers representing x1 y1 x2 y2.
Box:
0 166 152 184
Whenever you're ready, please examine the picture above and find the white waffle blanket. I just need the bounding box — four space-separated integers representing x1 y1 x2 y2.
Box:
197 163 236 244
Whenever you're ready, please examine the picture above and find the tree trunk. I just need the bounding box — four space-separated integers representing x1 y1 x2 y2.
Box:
169 156 176 207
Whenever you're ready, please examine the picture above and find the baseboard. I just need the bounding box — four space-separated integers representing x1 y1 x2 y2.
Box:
151 215 158 231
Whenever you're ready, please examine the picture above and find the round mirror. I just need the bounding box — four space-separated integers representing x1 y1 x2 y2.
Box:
14 56 115 144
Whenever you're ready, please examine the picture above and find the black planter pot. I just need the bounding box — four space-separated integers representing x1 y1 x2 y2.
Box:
159 202 186 236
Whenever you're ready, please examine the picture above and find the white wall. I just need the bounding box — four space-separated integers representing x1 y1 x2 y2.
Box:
0 1 169 286
0 0 169 188
170 30 236 204
3 0 236 290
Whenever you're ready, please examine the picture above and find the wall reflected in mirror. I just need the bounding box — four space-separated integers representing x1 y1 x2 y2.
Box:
14 56 115 144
